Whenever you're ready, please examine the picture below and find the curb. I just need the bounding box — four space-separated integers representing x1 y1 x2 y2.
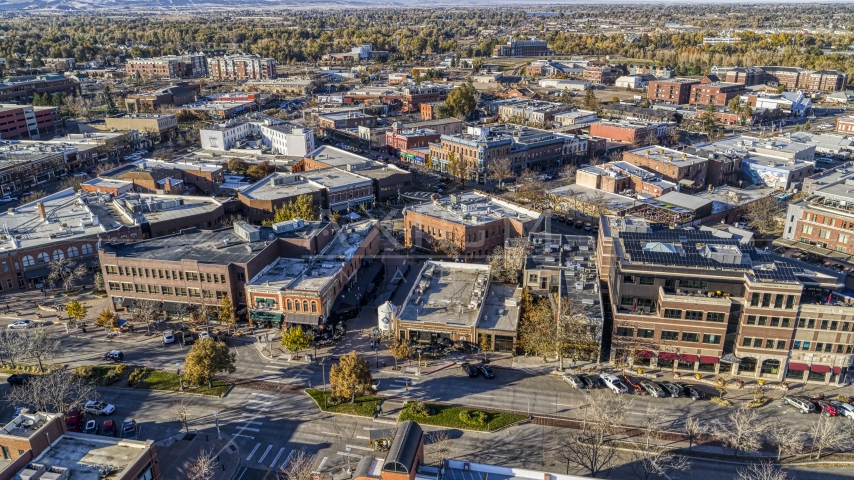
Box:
422 362 456 375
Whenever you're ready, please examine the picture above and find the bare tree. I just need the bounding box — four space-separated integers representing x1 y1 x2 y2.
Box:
487 237 528 283
588 191 609 217
132 299 162 333
560 163 578 184
426 430 453 465
736 461 789 480
765 422 804 460
22 328 62 373
278 447 316 480
5 369 97 413
811 413 848 459
559 390 628 477
682 417 707 452
637 404 665 450
189 449 218 480
629 450 691 480
0 329 27 367
487 157 514 190
170 397 196 433
47 258 88 292
712 407 764 457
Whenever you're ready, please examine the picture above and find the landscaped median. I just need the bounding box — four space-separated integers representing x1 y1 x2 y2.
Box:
306 388 383 417
75 364 231 397
399 402 528 432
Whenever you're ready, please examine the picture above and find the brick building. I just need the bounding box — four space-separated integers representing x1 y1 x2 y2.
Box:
99 159 224 195
621 146 708 189
124 83 199 113
207 55 276 81
576 161 676 197
385 123 440 151
404 191 542 259
0 74 80 104
724 66 849 92
401 85 450 113
104 114 178 142
316 111 377 130
582 66 621 86
837 117 854 134
0 104 61 140
419 102 443 121
589 121 677 146
601 215 850 384
646 78 700 105
688 78 747 107
298 145 412 200
783 180 854 256
492 38 553 57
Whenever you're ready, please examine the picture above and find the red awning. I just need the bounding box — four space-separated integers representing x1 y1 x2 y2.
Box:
637 350 653 358
680 354 698 362
833 367 842 375
699 356 719 364
658 352 677 361
787 363 808 371
811 364 831 374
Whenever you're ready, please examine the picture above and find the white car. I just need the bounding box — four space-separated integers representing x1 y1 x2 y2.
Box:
162 330 175 344
831 401 854 419
197 331 210 341
600 374 629 394
7 320 32 329
84 401 115 416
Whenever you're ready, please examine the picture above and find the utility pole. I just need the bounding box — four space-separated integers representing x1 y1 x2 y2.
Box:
556 269 563 371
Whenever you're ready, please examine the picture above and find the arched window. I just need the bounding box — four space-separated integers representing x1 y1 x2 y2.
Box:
311 302 317 313
22 255 34 267
52 250 64 261
294 301 300 311
286 299 292 310
303 301 308 312
81 244 93 255
67 246 79 258
37 252 49 264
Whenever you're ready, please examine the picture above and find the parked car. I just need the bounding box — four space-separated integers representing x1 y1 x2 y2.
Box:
576 374 596 389
563 374 585 388
163 330 175 344
677 383 705 401
477 365 495 379
7 374 31 386
584 222 592 231
830 401 854 419
102 350 124 362
84 419 98 435
640 381 666 398
121 419 138 439
7 320 32 329
101 420 117 437
585 374 606 388
84 401 116 416
460 363 478 377
66 409 83 432
574 220 584 229
600 374 628 394
782 395 816 414
197 332 210 341
814 399 839 416
659 382 684 398
181 334 195 346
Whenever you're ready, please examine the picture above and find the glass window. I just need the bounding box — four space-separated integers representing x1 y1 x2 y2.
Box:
746 315 756 325
785 295 795 309
81 244 93 255
707 312 724 322
682 332 700 342
52 249 64 261
793 340 801 349
702 334 721 344
820 320 829 330
685 311 703 321
22 255 34 267
830 321 838 330
311 302 317 313
37 252 49 263
762 293 771 307
782 318 791 328
750 293 759 306
774 296 783 308
661 330 678 341
765 339 775 348
807 319 815 328
663 309 682 319
67 246 79 258
616 327 634 337
758 316 767 326
637 329 654 338
742 337 752 347
623 275 635 283
753 338 763 347
639 277 655 285
802 341 811 350
770 317 779 327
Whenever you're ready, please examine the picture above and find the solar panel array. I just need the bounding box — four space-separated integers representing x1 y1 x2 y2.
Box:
619 227 800 282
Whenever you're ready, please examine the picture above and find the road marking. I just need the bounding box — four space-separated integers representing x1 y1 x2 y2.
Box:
345 445 373 451
246 443 261 461
337 452 364 459
246 400 272 405
316 456 327 470
241 413 265 418
264 365 284 369
236 467 248 480
262 370 283 374
281 450 295 469
233 434 255 439
270 448 286 469
243 421 263 426
245 405 270 411
236 427 260 432
321 432 341 436
372 419 397 425
550 403 575 407
355 435 370 439
258 445 274 463
251 393 275 398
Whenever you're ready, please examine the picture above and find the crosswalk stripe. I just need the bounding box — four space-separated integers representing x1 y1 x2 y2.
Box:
245 405 270 411
372 419 396 425
246 443 261 461
236 427 260 432
233 434 254 439
258 445 274 463
262 370 282 374
345 445 373 451
241 413 266 417
355 435 369 439
281 450 295 469
246 400 272 405
337 451 364 459
270 448 286 469
243 421 263 426
251 393 275 398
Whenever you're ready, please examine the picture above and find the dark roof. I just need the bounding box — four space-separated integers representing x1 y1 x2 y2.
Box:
353 455 380 479
382 421 422 474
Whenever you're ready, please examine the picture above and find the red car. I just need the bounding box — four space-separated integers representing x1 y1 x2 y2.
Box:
814 400 839 416
66 409 83 432
101 420 117 437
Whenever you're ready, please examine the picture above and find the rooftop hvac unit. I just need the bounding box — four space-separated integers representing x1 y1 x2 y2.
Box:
271 174 301 187
234 221 260 242
575 281 584 290
504 297 521 307
272 218 304 233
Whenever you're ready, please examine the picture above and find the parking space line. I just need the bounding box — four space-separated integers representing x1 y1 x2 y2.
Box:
258 445 273 463
246 443 261 461
316 456 327 471
355 435 370 439
236 427 261 432
270 448 286 469
281 450 295 469
345 445 373 451
337 452 364 459
233 434 255 439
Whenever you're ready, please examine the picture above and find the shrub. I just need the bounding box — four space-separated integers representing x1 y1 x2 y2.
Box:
459 409 488 426
127 367 148 386
74 366 96 378
837 395 851 403
114 364 128 375
710 396 732 407
411 401 432 417
102 372 120 385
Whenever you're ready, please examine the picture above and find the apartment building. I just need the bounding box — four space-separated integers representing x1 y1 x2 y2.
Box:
492 38 553 57
724 66 849 92
404 191 542 259
723 66 767 87
589 121 676 146
582 66 621 86
126 57 189 79
0 104 61 140
316 111 378 130
207 55 276 81
646 78 700 105
385 123 441 151
497 100 575 125
599 215 849 384
104 114 178 141
401 85 451 113
621 146 708 188
0 74 80 103
783 179 854 256
689 78 748 107
600 103 681 123
198 112 315 157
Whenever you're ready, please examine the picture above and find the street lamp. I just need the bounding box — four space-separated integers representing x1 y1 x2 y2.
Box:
374 344 379 369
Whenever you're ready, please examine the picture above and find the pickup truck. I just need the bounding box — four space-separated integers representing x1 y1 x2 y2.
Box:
0 195 19 204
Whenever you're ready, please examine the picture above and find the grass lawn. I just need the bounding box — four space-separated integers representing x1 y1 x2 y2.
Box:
74 365 130 386
306 389 382 417
136 370 231 397
398 403 528 432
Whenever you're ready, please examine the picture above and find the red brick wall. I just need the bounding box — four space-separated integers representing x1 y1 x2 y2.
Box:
589 123 641 144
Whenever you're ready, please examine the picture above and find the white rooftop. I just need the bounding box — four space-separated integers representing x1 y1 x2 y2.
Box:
407 191 540 226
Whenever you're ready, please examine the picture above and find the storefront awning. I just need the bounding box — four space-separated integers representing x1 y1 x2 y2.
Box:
637 350 653 358
834 367 842 375
810 364 831 374
251 310 283 323
699 356 719 364
787 362 808 371
658 352 677 361
25 267 51 279
285 313 321 325
679 354 698 362
162 301 188 314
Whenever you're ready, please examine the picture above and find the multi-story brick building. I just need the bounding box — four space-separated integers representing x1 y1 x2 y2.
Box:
724 66 849 92
689 78 747 107
492 38 553 57
401 85 451 114
124 83 200 113
385 123 441 152
589 121 677 146
404 191 542 259
621 146 708 188
600 215 850 384
576 161 676 198
0 104 61 140
0 74 80 104
316 111 378 130
298 145 412 201
646 78 700 105
126 57 186 79
98 159 224 195
582 66 621 86
696 136 815 191
497 100 575 126
724 66 768 87
207 55 276 81
837 116 854 134
104 113 178 142
783 180 854 256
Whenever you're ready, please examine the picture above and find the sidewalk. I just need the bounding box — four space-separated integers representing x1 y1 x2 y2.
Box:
157 431 240 480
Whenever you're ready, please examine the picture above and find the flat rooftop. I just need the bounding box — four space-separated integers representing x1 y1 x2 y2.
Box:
28 433 153 480
655 191 713 212
317 110 375 121
742 153 812 171
82 178 133 191
0 412 59 439
549 184 637 213
301 167 372 189
701 136 815 158
478 283 522 332
104 159 222 179
238 173 324 201
408 191 540 226
625 146 706 167
398 261 491 327
111 194 223 225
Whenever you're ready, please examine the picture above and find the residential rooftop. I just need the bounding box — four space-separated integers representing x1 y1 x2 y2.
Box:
301 167 373 190
0 412 59 439
625 145 707 167
306 146 410 180
478 283 522 332
407 191 540 226
398 261 491 327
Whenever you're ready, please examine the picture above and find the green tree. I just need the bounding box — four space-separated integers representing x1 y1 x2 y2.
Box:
94 308 118 331
245 161 276 180
227 158 248 174
65 300 87 324
281 325 312 358
184 337 237 388
583 88 600 112
805 120 812 131
442 83 477 120
700 99 719 134
329 350 373 403
727 97 742 114
102 84 116 113
387 339 413 368
93 272 105 293
471 57 483 72
559 88 573 105
265 194 319 226
219 295 236 334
